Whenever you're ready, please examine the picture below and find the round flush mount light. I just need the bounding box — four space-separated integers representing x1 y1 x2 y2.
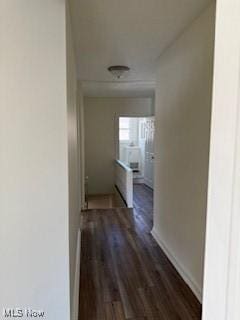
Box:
108 65 130 79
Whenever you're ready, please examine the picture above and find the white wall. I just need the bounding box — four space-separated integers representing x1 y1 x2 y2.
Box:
152 3 215 301
203 0 240 319
84 97 153 194
66 3 82 319
0 1 80 319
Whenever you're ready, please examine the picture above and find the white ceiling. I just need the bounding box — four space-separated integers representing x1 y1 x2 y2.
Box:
69 0 212 97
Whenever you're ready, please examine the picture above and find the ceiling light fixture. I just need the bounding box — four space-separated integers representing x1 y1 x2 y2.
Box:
108 65 130 79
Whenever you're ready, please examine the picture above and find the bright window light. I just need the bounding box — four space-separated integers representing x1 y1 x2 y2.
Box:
119 118 130 141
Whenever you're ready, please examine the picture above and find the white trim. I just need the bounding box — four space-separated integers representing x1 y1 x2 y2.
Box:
78 82 86 210
151 227 202 302
72 229 81 320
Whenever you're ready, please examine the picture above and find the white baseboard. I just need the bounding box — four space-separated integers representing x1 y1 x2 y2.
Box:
72 228 81 320
151 227 202 302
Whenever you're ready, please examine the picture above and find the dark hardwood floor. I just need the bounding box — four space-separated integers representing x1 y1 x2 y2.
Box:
79 184 201 320
133 184 154 230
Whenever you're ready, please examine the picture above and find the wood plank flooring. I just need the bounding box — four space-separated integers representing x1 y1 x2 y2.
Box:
79 184 201 319
133 184 154 230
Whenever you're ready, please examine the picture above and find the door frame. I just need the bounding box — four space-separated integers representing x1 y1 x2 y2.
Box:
115 115 155 185
77 83 86 210
202 0 240 319
143 116 155 189
114 114 154 160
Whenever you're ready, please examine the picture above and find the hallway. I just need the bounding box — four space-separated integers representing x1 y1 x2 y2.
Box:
79 184 201 320
2 1 237 319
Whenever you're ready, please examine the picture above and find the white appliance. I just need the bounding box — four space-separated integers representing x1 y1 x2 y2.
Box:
123 146 141 171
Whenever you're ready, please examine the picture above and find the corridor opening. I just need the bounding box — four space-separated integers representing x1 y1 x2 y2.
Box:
115 116 155 216
79 0 216 317
118 117 155 188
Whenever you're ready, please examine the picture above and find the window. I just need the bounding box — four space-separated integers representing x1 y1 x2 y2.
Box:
119 118 130 141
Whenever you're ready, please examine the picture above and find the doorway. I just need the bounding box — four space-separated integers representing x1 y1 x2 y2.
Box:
118 116 155 189
116 116 155 227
